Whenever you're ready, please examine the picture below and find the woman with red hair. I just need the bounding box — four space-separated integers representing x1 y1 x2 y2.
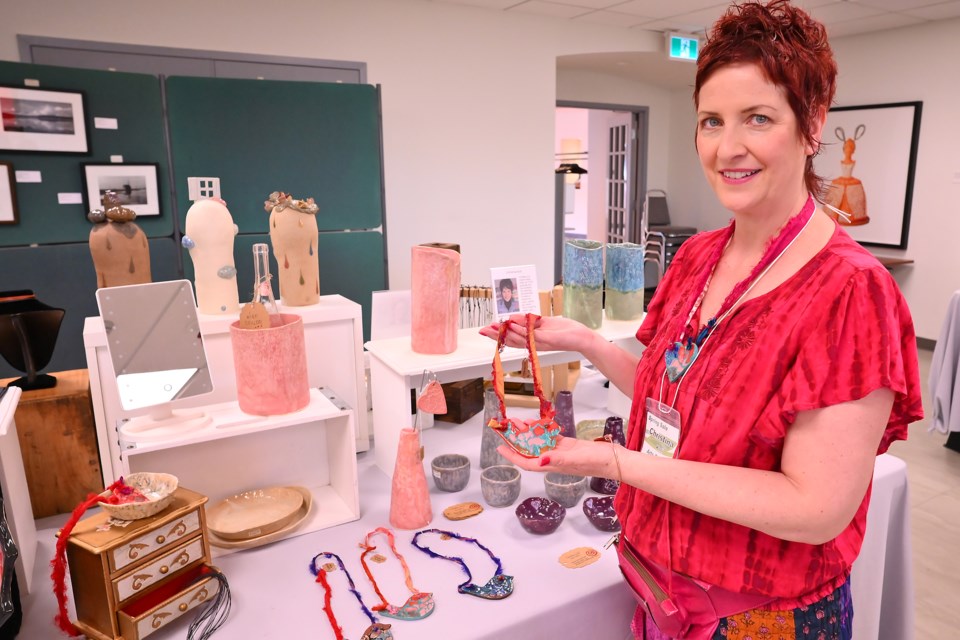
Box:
482 2 922 638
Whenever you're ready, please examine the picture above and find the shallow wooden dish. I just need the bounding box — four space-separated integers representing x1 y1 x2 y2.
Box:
98 472 179 521
206 486 304 541
207 486 313 550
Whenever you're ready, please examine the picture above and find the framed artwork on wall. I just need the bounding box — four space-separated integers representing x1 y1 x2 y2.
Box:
0 86 89 153
0 162 18 224
814 101 922 250
82 163 160 217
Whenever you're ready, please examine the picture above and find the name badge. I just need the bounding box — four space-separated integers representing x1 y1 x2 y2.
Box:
642 398 681 458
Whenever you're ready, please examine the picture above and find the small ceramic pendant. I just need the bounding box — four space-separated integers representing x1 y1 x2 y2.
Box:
664 340 698 383
417 379 447 414
459 574 514 600
378 592 436 621
361 622 393 640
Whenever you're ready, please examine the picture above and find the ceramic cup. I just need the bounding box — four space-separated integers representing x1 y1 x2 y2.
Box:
480 465 522 508
515 496 565 535
430 453 471 492
543 472 587 508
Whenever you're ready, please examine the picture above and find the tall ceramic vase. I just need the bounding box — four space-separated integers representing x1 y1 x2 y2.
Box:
562 239 603 329
605 242 645 321
389 428 433 529
411 243 461 354
590 416 625 495
265 192 320 306
182 198 240 314
554 390 577 439
480 387 511 469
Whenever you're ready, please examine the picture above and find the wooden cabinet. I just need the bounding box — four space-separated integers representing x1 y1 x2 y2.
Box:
67 487 218 640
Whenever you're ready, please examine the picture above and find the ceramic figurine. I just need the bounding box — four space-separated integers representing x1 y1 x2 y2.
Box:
182 197 240 315
265 191 320 306
825 125 869 226
410 243 460 354
87 191 151 288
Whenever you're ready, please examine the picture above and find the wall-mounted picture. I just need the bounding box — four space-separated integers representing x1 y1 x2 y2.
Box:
83 163 161 217
0 85 88 153
814 101 922 250
0 161 18 225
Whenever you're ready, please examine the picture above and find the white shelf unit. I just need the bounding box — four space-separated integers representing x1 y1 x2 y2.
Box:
121 388 359 549
85 294 369 485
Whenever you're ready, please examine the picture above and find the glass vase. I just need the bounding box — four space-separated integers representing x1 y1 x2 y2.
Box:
562 239 604 329
605 242 645 321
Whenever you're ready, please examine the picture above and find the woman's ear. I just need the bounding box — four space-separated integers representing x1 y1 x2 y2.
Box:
807 107 828 156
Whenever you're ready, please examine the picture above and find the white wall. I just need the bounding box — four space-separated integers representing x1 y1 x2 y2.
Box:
664 17 960 340
1 0 659 291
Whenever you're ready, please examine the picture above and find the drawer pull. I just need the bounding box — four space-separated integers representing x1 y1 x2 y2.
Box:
127 543 149 560
168 520 188 537
190 587 209 604
179 603 188 612
132 574 152 590
156 535 166 544
160 565 169 574
174 551 191 566
151 612 173 629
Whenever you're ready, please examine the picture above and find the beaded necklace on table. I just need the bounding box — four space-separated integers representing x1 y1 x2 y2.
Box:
411 528 514 600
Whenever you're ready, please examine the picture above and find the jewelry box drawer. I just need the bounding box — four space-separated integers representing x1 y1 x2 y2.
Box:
114 536 206 604
110 509 201 573
117 564 220 640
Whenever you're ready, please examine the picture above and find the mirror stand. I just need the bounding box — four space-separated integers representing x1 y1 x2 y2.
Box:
119 403 213 445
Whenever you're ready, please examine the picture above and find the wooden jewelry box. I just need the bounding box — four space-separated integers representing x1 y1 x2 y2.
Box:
66 487 220 640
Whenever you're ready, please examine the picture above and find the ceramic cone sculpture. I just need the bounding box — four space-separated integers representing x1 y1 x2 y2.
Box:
411 243 461 354
389 428 433 529
87 192 151 288
266 191 320 306
182 198 240 315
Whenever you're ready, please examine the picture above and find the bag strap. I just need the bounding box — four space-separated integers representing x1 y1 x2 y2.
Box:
491 313 553 425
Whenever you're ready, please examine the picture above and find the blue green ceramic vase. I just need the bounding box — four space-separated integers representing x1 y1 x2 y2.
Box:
562 239 603 329
605 242 645 321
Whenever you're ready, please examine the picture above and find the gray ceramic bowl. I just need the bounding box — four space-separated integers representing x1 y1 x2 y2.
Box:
480 465 522 507
583 495 620 532
431 453 471 492
515 496 565 535
543 472 587 508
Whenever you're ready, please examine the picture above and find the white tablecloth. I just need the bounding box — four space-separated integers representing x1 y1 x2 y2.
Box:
18 369 912 639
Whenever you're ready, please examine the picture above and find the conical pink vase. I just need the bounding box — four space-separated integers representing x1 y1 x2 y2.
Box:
389 428 433 529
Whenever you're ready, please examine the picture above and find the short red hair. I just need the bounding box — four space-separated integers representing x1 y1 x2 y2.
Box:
694 0 837 196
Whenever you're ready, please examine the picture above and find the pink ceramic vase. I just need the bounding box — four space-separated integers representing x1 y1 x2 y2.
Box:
230 313 310 415
389 428 433 529
410 243 460 354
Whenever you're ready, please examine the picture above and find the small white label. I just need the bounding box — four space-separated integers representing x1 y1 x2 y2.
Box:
57 192 84 205
15 170 42 183
110 155 124 163
94 117 118 130
23 78 40 87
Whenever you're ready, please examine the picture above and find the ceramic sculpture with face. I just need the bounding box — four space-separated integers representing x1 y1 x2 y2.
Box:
265 191 320 306
182 197 240 315
87 191 152 288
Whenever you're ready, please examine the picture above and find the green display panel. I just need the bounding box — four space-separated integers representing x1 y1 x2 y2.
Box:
0 238 181 377
0 61 173 246
182 231 385 342
165 76 384 234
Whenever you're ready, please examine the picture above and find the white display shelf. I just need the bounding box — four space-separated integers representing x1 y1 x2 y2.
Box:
85 294 369 485
364 317 642 476
120 388 359 551
0 386 38 594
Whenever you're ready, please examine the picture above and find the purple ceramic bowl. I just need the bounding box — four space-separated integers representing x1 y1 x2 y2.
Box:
582 496 621 532
515 496 565 535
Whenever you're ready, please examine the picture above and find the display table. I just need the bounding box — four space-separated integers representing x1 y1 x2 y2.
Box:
18 369 912 639
365 318 641 476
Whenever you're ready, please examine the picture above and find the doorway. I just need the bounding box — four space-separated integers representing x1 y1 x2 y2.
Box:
555 101 648 284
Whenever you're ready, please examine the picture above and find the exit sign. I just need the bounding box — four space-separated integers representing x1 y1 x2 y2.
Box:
667 33 699 61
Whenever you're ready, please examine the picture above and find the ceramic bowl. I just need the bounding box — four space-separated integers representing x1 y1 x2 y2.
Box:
480 465 521 508
515 496 565 535
589 476 620 496
582 495 621 532
576 419 605 442
431 454 471 492
543 472 587 508
98 472 178 521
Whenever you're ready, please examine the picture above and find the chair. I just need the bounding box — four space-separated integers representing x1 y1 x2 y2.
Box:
645 190 697 270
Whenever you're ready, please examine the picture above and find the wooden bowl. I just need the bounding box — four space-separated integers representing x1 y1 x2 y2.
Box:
98 472 179 521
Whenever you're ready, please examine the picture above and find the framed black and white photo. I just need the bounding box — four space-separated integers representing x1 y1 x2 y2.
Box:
814 101 922 250
0 161 18 225
83 163 161 217
0 86 88 153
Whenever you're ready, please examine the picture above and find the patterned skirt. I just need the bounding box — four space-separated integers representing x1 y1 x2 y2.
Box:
637 579 853 640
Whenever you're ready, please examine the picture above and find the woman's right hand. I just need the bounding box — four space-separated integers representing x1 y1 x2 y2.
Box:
478 314 596 354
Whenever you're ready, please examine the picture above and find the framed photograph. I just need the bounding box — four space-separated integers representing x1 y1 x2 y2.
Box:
490 264 540 321
0 161 18 225
83 163 161 217
0 85 89 153
814 101 922 249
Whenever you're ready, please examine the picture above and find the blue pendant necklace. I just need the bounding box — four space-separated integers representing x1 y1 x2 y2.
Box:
411 528 514 600
309 551 394 640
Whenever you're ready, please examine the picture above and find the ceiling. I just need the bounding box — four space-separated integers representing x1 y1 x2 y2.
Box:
427 0 960 89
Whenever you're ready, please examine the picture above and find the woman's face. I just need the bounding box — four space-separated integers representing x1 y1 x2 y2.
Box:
696 63 814 217
502 286 513 302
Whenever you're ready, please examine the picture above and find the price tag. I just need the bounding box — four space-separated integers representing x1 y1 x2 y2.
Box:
558 547 601 569
239 301 269 330
443 502 484 521
369 553 387 564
